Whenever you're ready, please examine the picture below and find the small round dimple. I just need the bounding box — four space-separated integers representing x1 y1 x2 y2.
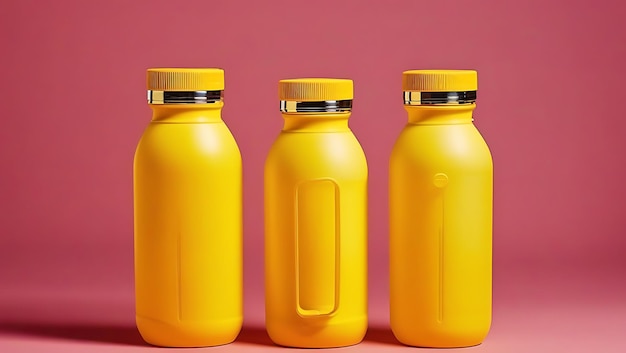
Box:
433 173 449 188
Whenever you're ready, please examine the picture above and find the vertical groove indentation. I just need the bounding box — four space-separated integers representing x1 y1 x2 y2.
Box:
438 193 445 324
177 231 182 322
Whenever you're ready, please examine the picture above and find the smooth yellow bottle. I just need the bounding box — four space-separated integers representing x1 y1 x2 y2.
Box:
389 70 493 347
134 68 242 347
265 79 368 348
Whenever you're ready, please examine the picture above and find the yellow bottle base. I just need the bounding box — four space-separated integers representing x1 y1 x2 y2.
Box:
266 315 367 348
136 315 242 347
392 323 488 348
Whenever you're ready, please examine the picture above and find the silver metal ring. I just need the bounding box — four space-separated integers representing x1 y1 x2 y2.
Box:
148 90 223 104
404 91 476 105
280 100 352 113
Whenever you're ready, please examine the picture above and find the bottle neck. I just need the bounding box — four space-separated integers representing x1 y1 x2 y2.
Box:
404 104 476 125
281 112 351 132
149 102 224 123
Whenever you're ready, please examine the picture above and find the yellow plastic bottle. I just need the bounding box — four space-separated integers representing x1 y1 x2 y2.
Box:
265 79 368 348
389 70 493 347
134 68 242 347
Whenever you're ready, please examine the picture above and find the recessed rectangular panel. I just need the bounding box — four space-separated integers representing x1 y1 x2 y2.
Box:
296 179 338 317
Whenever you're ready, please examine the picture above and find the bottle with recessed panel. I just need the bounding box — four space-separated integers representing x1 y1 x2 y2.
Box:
389 70 493 347
265 78 368 348
134 68 242 347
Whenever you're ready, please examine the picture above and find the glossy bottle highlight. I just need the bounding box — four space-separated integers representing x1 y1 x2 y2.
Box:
265 79 368 348
134 68 242 347
389 70 493 347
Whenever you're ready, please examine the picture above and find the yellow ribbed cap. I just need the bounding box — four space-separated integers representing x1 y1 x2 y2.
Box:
279 78 353 101
147 68 224 91
402 70 477 92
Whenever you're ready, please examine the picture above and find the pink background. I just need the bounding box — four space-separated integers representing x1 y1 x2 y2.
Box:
1 0 625 352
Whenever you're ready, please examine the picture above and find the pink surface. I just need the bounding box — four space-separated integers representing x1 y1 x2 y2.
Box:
1 0 625 351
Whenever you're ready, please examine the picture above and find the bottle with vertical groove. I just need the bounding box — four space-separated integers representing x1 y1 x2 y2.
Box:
265 78 368 348
134 68 242 347
389 70 493 347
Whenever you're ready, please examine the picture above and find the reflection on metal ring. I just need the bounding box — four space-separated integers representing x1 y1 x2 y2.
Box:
280 100 352 113
148 90 223 104
403 91 477 105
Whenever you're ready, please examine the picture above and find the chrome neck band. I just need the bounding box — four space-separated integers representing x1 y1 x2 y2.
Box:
280 100 352 113
404 91 477 105
148 90 223 104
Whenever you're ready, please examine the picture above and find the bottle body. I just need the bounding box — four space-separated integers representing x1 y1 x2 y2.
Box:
389 105 492 347
134 104 242 347
265 113 368 348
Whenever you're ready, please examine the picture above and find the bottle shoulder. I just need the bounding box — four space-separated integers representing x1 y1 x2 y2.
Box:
135 122 241 166
268 130 364 154
392 123 489 150
390 123 492 168
138 121 239 146
265 131 367 179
